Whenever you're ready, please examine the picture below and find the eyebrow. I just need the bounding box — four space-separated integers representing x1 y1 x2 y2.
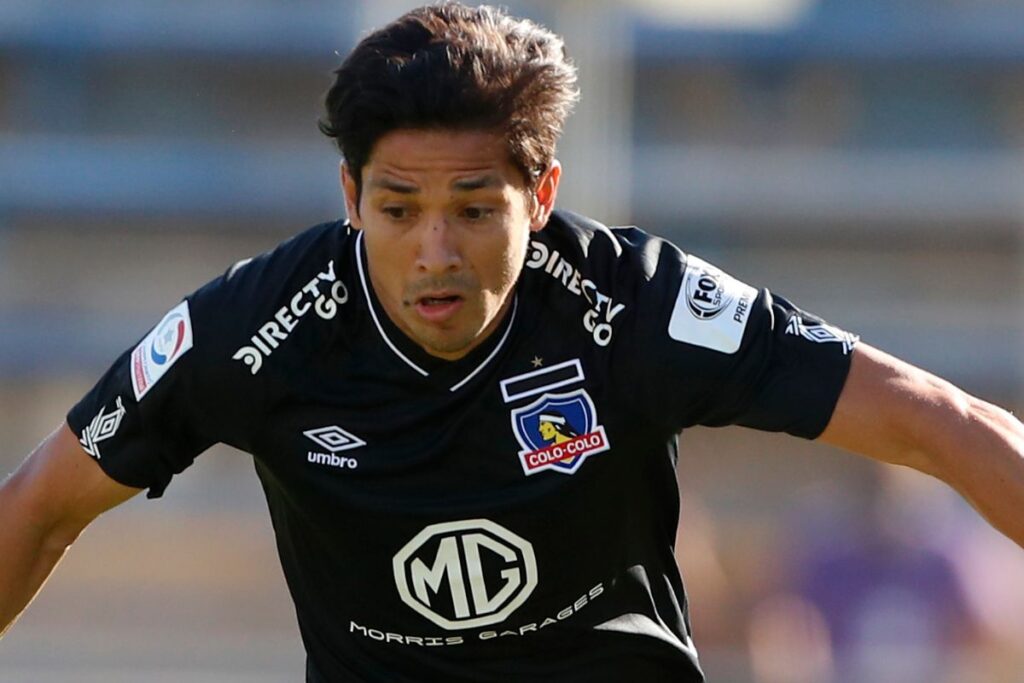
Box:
368 174 502 195
369 178 419 194
452 175 501 191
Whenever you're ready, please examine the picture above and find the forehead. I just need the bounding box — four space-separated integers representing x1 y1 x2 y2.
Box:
363 129 523 189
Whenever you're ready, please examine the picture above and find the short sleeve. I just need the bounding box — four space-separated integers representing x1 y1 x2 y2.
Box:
67 275 236 498
621 232 857 439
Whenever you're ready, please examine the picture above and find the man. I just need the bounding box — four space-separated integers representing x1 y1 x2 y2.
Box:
1 3 1022 681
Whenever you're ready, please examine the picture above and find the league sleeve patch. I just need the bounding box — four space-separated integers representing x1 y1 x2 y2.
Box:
667 255 758 354
130 300 194 401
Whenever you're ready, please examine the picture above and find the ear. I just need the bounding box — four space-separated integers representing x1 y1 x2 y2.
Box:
529 159 562 232
340 162 362 228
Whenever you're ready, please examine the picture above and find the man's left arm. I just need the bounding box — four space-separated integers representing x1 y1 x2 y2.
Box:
819 342 1024 548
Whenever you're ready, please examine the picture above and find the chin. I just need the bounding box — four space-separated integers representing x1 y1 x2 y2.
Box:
421 330 480 359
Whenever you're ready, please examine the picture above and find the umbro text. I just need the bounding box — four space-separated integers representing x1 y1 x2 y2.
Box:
308 451 359 469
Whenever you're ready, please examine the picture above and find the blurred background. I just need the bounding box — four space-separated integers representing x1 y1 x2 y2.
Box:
1 0 1023 681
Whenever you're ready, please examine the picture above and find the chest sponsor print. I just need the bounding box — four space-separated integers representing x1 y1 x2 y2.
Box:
525 241 626 347
233 260 349 375
510 389 610 476
393 519 538 630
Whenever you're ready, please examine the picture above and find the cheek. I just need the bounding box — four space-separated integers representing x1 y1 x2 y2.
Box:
487 220 530 284
365 238 413 293
478 237 523 293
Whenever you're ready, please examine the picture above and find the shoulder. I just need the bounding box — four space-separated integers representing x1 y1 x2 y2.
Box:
200 218 351 313
87 219 356 458
533 209 695 283
214 219 352 304
527 209 703 307
521 210 691 349
179 219 356 377
526 209 759 350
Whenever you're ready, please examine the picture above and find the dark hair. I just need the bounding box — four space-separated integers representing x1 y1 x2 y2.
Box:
319 2 578 200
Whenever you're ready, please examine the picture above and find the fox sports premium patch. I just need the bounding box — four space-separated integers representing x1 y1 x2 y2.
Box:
668 255 758 354
130 301 194 401
511 389 610 476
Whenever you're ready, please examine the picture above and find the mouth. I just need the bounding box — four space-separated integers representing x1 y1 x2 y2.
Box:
412 291 465 323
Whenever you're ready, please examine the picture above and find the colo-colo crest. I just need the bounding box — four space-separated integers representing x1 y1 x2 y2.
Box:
510 389 610 476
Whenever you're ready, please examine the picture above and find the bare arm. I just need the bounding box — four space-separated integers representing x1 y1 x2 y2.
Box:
819 343 1024 548
0 422 141 637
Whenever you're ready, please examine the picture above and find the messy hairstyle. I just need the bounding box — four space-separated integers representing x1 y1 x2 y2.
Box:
319 2 579 200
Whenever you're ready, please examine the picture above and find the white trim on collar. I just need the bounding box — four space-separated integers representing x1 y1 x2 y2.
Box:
355 231 430 377
448 294 517 393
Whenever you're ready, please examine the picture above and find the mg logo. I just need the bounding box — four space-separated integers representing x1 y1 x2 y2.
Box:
392 519 538 630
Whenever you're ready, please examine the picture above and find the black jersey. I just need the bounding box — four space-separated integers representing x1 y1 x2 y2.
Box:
68 210 856 682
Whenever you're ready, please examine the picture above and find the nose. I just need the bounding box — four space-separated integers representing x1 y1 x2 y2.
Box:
415 215 462 275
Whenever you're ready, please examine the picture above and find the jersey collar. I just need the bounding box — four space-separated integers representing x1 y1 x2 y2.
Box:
354 230 518 392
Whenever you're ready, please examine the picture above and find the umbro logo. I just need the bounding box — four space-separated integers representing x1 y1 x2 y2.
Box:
785 315 858 355
80 396 127 460
304 425 365 470
305 425 366 452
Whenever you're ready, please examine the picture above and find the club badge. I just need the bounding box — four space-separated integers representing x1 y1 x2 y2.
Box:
510 389 610 476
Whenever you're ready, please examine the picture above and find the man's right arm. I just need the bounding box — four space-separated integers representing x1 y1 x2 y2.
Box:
0 422 141 636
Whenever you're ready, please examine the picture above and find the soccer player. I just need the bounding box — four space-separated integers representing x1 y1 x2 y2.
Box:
2 3 1022 681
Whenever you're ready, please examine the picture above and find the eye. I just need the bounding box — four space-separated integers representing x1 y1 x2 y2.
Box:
461 206 494 221
382 205 408 220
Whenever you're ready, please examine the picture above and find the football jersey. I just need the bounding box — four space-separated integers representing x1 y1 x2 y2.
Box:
68 209 857 682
